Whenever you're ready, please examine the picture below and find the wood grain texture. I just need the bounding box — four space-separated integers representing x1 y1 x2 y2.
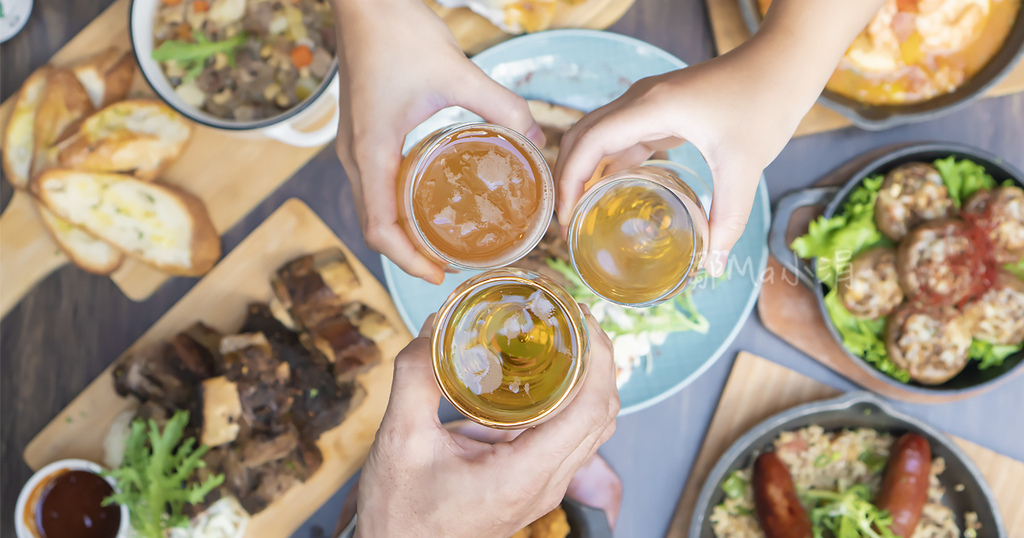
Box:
667 351 1024 537
23 199 413 537
704 0 1024 137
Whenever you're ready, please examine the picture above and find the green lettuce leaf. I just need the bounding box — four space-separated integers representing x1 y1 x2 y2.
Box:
791 175 888 287
823 289 910 383
969 339 1022 370
934 156 996 207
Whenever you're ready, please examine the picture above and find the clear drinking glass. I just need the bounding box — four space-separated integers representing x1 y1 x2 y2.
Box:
431 267 589 429
566 160 712 307
396 123 555 271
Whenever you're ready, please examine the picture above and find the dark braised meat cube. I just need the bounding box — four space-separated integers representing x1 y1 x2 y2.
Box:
272 249 359 329
240 422 300 468
113 342 198 411
170 322 225 379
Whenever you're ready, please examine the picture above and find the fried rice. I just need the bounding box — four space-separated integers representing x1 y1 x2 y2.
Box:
710 425 975 538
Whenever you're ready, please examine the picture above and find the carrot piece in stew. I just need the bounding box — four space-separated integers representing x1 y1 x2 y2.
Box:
291 45 314 68
193 0 210 12
163 0 183 5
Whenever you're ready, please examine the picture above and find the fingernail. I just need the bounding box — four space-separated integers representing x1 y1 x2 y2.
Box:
426 273 445 286
705 250 729 277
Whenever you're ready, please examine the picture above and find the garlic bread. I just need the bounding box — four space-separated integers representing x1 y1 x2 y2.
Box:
72 47 136 109
33 170 220 276
57 100 193 181
3 67 50 189
37 202 124 275
32 69 95 178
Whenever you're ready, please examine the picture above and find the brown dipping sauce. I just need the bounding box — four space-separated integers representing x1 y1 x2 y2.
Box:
28 470 121 538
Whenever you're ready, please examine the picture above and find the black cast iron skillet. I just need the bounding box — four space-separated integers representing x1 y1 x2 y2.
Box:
736 0 1024 130
769 142 1024 397
689 392 1005 537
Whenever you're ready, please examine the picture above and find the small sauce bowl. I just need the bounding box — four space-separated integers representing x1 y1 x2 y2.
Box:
15 459 130 538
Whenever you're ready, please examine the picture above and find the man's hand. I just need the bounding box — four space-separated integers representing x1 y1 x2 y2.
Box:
355 311 618 537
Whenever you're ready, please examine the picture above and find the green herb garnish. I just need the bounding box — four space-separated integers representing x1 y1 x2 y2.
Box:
152 31 247 83
858 450 887 474
102 411 224 538
803 484 897 538
721 470 747 500
309 388 319 398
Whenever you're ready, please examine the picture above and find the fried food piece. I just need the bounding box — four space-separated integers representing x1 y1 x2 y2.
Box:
837 247 904 319
885 304 972 384
512 505 571 538
875 163 955 241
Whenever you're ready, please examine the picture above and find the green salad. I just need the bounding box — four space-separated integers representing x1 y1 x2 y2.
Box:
791 157 1024 383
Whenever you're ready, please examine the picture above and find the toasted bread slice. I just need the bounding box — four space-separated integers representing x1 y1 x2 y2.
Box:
72 47 136 109
36 202 124 275
527 100 585 168
3 67 50 189
57 100 193 181
32 69 95 178
33 170 220 276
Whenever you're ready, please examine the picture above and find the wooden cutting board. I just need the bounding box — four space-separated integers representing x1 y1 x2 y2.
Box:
704 0 1024 137
0 0 635 319
666 351 1024 537
22 198 414 538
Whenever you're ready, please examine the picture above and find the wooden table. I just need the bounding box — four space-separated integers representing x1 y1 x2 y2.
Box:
3 2 1023 537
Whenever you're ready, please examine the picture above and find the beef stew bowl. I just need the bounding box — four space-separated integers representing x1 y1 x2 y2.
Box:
689 392 1005 537
769 142 1024 399
739 0 1024 130
130 0 340 147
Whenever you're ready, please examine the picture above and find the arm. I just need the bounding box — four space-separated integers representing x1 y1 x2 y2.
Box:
555 0 887 274
331 0 544 285
353 311 619 537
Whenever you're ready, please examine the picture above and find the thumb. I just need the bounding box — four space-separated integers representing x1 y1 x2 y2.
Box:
454 74 545 148
706 164 760 276
382 315 442 430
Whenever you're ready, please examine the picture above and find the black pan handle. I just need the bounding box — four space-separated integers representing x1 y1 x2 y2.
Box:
768 186 839 290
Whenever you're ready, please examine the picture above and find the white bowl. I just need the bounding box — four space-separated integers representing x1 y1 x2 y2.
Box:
129 0 340 147
15 459 131 538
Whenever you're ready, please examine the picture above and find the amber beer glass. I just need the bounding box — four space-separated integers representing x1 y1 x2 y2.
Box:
567 161 712 307
431 268 589 429
396 123 554 270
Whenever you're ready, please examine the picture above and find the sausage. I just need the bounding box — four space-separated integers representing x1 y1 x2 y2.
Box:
875 433 932 537
752 452 812 538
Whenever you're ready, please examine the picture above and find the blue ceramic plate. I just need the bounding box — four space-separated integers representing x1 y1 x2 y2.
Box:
382 30 770 415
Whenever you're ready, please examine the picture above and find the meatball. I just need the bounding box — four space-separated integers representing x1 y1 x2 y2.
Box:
897 219 977 307
874 163 956 241
837 247 904 319
963 186 1024 264
962 271 1024 346
885 305 972 385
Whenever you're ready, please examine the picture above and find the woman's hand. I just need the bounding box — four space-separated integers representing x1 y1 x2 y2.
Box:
332 0 543 285
354 311 618 537
555 0 884 275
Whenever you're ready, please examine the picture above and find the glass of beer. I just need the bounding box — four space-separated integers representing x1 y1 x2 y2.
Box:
396 123 554 271
566 160 711 307
431 268 589 429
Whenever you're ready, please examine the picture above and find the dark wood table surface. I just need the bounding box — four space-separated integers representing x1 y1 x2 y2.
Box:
3 1 1024 536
